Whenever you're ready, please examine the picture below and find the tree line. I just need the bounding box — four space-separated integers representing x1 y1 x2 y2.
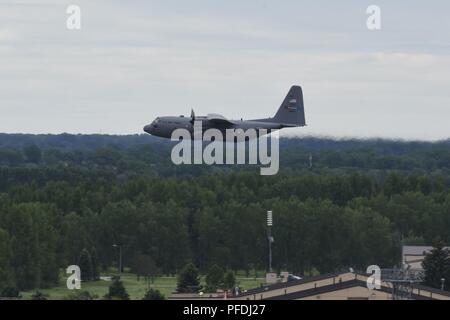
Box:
1 134 450 294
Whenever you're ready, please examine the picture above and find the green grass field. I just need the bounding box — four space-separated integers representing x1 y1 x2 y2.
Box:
20 272 265 300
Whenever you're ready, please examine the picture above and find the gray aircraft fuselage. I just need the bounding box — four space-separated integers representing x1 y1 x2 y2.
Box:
144 116 283 139
144 85 306 139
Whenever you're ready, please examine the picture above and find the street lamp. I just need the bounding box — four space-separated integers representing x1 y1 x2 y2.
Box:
112 244 122 276
267 210 274 273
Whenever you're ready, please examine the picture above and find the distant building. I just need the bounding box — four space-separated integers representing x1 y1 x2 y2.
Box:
402 246 450 270
170 272 450 300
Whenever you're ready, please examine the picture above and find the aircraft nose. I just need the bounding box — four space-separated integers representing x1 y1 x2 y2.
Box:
143 124 153 134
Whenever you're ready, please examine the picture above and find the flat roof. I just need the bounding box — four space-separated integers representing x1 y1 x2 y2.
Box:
402 246 450 256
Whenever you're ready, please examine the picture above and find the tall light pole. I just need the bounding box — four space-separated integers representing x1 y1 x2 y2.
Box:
112 244 122 276
267 210 274 273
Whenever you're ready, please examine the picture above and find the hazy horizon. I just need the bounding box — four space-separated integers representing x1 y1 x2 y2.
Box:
1 0 449 140
2 132 450 144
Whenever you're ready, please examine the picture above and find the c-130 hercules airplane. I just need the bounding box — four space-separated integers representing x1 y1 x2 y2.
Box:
143 85 306 139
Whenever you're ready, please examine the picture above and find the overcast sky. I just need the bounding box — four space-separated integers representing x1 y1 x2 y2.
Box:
0 0 449 140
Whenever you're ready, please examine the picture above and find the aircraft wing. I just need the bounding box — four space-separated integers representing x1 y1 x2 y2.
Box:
206 113 234 125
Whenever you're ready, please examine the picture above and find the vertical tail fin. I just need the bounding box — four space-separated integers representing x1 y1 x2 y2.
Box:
273 85 306 126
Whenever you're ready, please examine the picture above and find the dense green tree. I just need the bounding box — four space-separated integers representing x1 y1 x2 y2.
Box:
90 247 100 281
104 277 130 300
223 271 236 290
0 228 14 292
78 248 93 282
65 290 96 300
142 288 165 300
205 264 224 292
0 203 60 289
1 286 20 298
132 253 159 283
60 213 91 266
23 144 42 164
422 243 450 290
2 134 450 294
0 149 23 166
177 263 201 293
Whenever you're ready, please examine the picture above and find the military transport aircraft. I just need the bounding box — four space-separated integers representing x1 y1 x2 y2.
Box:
143 85 306 139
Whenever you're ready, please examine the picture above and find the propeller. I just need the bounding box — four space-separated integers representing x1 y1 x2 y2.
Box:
190 108 195 123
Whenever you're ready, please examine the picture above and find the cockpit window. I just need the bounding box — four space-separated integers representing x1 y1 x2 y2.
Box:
154 117 160 124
